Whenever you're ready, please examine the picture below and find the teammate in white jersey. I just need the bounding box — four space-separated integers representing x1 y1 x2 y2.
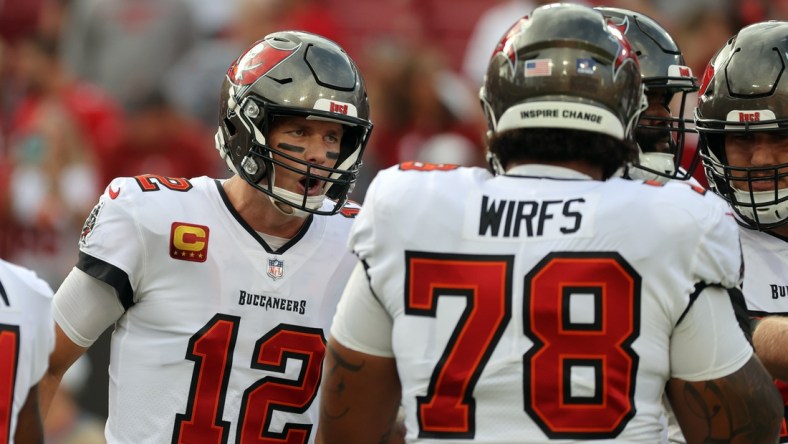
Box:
695 20 788 442
0 259 55 443
318 4 782 443
594 9 705 444
39 31 373 444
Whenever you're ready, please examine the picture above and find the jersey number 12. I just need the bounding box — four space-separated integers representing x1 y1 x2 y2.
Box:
172 316 325 444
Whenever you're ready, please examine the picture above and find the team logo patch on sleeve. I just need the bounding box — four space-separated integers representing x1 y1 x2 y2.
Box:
170 222 209 262
79 201 105 246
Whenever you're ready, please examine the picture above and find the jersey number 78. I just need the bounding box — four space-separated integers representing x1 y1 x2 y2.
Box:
405 251 640 440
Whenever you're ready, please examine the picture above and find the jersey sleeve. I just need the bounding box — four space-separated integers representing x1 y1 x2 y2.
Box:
337 168 404 356
330 262 394 357
665 189 752 379
76 177 146 308
691 195 743 289
53 267 125 347
2 261 55 385
346 168 384 264
670 285 753 380
347 164 426 270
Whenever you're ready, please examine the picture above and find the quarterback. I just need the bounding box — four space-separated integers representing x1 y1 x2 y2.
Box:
40 31 373 444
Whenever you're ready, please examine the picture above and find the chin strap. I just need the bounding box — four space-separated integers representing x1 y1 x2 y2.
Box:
269 186 325 218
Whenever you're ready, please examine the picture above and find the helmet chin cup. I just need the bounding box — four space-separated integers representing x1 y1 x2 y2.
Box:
269 186 325 218
627 152 675 183
731 187 788 226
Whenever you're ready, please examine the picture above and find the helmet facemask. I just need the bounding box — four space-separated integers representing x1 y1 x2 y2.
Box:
699 129 788 230
695 20 788 231
629 85 697 183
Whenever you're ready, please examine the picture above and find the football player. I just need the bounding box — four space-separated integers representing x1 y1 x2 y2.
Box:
696 19 788 442
0 259 54 443
39 31 372 443
318 4 781 443
594 8 707 443
596 7 700 184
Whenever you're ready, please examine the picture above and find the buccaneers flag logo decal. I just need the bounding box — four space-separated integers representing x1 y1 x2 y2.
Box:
228 40 299 86
493 16 530 72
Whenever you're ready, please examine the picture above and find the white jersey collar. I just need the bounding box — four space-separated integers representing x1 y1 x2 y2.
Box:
505 164 593 180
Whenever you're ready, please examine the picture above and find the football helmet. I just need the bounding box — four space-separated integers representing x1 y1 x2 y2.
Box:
596 7 699 183
216 31 373 216
695 21 788 230
480 3 646 175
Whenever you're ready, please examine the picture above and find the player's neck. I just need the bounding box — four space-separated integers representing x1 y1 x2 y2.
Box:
769 224 788 242
223 176 308 239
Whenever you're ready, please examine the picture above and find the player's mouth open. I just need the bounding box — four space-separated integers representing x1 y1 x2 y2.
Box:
299 177 324 195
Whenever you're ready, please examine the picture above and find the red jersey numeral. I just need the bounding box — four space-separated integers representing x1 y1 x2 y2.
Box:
172 316 325 444
134 174 193 192
405 252 641 440
173 315 238 444
238 325 326 443
406 253 513 439
524 253 640 438
0 325 20 444
399 161 459 172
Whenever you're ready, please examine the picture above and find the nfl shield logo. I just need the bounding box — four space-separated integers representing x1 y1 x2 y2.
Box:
267 258 284 280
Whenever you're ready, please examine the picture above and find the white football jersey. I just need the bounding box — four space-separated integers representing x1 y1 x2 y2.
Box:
74 175 357 443
739 228 788 316
334 163 750 443
0 259 54 442
737 227 788 442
